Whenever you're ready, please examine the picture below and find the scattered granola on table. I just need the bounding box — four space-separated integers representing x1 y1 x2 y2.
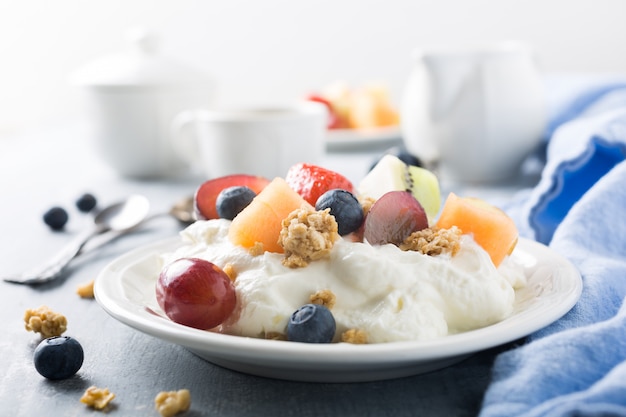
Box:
80 386 115 410
76 280 95 298
155 389 191 417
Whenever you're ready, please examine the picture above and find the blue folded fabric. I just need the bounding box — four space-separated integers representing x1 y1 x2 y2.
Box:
479 77 626 417
542 74 626 142
524 77 626 244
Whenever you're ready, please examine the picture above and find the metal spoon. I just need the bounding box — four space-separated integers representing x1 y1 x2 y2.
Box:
151 195 195 225
3 194 151 285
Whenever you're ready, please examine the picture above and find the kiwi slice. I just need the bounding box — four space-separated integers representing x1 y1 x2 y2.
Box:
358 155 441 220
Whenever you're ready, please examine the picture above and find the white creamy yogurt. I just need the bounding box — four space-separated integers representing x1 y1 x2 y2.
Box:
161 219 524 343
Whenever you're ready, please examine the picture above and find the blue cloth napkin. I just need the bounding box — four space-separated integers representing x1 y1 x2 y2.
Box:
479 76 626 417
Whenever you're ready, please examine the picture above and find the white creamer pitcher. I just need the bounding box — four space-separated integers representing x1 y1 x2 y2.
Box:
401 41 546 183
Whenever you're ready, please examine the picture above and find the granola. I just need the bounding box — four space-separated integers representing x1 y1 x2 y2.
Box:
400 226 462 256
155 389 191 417
279 208 339 268
80 386 115 410
24 305 67 338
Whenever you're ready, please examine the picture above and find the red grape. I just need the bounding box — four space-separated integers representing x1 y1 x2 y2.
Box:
364 191 428 246
156 258 236 330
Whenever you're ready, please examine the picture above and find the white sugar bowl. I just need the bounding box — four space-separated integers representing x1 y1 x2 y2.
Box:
70 28 215 179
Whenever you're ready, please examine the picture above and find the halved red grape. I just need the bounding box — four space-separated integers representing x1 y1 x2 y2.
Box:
363 191 428 246
156 258 236 330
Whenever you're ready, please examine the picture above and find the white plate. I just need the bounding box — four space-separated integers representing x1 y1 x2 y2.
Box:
95 237 582 383
326 126 402 151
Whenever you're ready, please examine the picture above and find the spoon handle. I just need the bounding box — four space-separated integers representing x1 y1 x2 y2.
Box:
3 226 107 285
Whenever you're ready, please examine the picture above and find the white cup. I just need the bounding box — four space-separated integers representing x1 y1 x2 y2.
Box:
401 41 546 183
170 102 328 179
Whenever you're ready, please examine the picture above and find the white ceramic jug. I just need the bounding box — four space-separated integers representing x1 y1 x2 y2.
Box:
401 41 546 183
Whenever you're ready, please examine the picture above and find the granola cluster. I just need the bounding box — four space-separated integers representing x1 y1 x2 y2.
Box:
400 226 461 256
279 208 340 268
80 386 115 410
76 280 95 298
310 289 336 309
24 305 67 338
341 328 368 344
155 389 191 417
248 241 265 257
222 263 237 281
358 196 376 217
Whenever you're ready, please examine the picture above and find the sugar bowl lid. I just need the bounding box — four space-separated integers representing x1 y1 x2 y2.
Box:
69 27 212 88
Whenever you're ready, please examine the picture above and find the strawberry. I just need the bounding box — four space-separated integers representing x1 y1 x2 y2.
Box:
194 174 271 220
285 163 354 206
306 94 341 129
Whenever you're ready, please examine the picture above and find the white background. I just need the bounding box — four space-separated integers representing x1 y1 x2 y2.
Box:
1 0 625 137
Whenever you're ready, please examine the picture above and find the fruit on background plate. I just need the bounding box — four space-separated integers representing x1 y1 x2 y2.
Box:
435 193 518 267
306 94 343 129
359 154 441 220
194 175 270 220
228 177 313 253
285 163 354 206
348 84 399 129
306 81 400 130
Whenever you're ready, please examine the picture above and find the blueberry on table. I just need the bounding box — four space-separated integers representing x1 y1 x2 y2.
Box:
315 189 364 235
287 304 336 343
33 336 84 380
43 207 69 230
75 193 97 212
216 186 257 220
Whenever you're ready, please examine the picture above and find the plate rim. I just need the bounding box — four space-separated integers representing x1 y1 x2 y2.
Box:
94 236 582 379
325 125 401 149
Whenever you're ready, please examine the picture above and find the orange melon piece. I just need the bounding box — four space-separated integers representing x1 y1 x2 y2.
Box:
228 177 313 253
435 193 518 267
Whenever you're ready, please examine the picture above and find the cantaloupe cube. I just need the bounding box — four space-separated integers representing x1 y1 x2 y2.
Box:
228 177 313 253
435 193 518 267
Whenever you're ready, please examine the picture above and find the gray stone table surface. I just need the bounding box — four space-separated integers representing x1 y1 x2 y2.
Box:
0 123 525 417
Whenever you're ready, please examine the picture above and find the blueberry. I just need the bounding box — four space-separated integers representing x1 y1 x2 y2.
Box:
216 186 257 220
43 207 69 230
315 189 364 235
76 193 97 212
287 304 336 343
369 146 423 171
33 336 84 380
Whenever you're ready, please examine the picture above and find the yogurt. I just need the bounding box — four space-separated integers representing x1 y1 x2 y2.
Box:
160 219 525 343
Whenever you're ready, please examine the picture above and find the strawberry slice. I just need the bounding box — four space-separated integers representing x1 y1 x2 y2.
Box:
194 174 271 220
285 163 354 206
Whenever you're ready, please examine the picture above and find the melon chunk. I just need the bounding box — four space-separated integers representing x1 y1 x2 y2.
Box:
228 177 313 253
435 193 518 267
